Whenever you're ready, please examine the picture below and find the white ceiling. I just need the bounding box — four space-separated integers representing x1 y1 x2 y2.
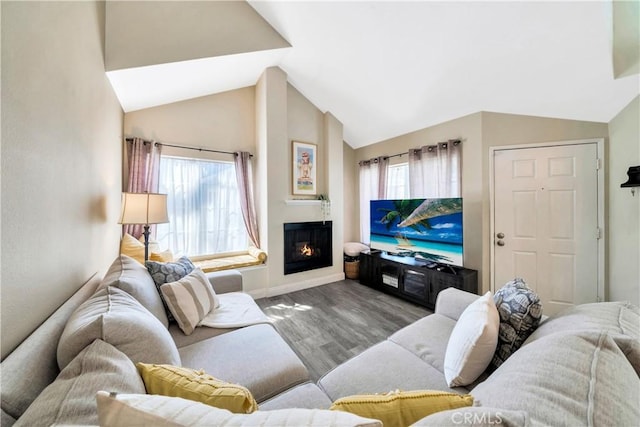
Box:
108 1 639 149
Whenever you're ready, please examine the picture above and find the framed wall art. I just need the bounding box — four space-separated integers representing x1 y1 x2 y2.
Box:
292 141 317 195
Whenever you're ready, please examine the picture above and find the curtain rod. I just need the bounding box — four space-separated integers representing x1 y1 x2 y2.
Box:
381 139 462 160
125 138 253 158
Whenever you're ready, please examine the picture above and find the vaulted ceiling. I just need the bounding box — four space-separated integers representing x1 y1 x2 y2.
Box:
106 1 639 149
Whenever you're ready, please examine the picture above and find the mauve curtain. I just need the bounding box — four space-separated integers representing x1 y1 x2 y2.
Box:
358 156 389 244
234 151 260 248
408 140 461 198
123 138 162 238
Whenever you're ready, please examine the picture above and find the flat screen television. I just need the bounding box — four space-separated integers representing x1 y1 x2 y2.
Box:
369 198 463 267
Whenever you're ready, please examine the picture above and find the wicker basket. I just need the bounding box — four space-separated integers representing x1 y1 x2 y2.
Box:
344 260 360 279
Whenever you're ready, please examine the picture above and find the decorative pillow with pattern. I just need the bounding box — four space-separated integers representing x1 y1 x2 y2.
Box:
491 278 543 369
160 268 219 335
146 256 196 322
136 363 257 414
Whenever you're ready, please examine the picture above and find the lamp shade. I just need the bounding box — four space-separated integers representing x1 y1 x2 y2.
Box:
118 192 169 225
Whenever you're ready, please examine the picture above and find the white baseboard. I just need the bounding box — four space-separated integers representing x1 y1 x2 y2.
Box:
247 272 346 299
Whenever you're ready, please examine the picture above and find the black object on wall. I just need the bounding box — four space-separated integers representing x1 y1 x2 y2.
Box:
620 166 640 188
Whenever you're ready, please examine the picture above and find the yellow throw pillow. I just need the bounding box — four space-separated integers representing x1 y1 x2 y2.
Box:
121 233 172 264
120 233 145 264
136 363 257 414
150 249 174 263
330 389 473 427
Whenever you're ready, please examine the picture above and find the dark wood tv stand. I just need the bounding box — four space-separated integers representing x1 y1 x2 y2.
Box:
359 250 478 309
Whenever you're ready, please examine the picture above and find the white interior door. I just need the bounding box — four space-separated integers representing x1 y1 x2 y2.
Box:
492 143 600 316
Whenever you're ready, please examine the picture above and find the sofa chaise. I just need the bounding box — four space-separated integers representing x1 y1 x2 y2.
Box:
1 254 638 426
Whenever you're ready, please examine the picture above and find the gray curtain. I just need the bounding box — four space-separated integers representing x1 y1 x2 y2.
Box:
376 156 389 199
408 140 461 198
234 151 260 248
358 156 389 243
123 138 162 238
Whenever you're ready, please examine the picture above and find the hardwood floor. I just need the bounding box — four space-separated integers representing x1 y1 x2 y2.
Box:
256 279 431 382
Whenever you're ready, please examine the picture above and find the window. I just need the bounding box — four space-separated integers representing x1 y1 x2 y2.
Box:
386 162 409 199
156 156 248 257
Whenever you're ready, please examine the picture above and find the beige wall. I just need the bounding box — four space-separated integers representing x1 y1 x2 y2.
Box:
353 113 484 285
105 0 290 71
481 113 609 293
253 72 345 296
353 112 613 295
1 1 123 359
123 87 256 159
287 85 326 196
607 96 640 305
125 68 344 297
343 142 358 242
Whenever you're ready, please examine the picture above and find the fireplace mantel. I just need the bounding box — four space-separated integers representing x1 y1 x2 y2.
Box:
284 199 322 206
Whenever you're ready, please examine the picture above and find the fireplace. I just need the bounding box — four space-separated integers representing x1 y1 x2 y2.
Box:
283 221 333 275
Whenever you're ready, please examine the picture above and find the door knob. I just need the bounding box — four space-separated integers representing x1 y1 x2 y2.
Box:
496 232 505 239
497 240 505 246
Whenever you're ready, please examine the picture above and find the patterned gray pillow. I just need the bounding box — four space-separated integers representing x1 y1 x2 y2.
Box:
145 256 195 322
491 278 542 369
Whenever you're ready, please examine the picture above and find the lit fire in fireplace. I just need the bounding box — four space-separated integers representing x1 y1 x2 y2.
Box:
300 244 314 257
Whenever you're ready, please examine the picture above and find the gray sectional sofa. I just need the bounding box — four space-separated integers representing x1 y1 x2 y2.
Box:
1 255 639 426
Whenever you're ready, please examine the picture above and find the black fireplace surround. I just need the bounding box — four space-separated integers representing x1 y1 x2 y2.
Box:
283 221 333 275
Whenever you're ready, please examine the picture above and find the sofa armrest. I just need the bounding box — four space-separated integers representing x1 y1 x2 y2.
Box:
435 287 480 321
206 270 243 294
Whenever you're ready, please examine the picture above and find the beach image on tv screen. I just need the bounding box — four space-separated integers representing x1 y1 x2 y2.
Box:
370 198 463 266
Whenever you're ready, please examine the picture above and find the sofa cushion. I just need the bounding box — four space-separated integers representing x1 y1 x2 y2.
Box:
319 341 465 402
57 286 180 370
14 340 145 427
331 390 473 427
444 292 499 387
0 276 101 422
136 363 257 414
259 383 333 411
160 268 219 335
169 323 235 348
388 313 456 374
96 392 382 427
471 331 640 426
413 407 529 426
491 278 542 369
1 409 15 427
523 301 640 375
146 256 195 322
100 254 169 327
178 324 309 402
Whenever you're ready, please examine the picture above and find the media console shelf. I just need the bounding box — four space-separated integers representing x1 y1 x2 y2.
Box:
359 250 478 309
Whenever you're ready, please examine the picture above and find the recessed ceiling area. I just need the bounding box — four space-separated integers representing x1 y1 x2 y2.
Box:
107 1 640 149
106 47 290 113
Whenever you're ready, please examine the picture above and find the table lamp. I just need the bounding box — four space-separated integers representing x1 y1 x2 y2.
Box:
118 192 169 261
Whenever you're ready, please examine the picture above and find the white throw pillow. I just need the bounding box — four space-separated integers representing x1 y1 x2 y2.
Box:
96 392 382 427
160 268 219 335
444 291 499 387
